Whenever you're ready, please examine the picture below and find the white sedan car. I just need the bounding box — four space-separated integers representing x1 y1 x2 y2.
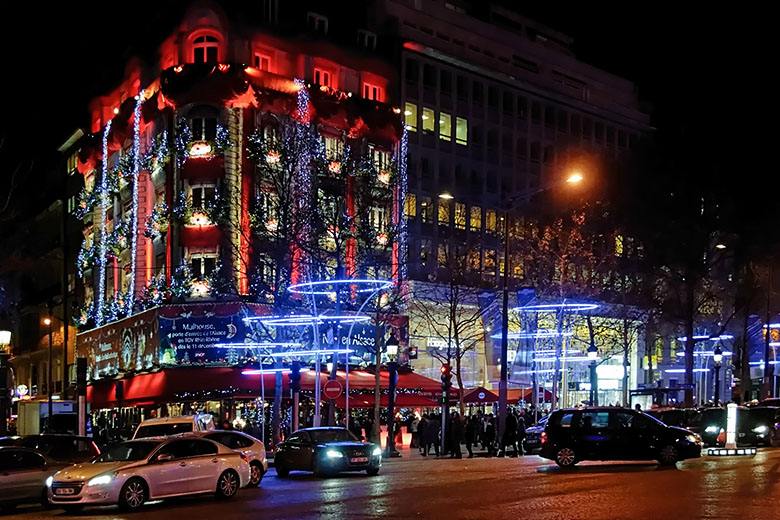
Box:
47 436 249 512
191 430 267 486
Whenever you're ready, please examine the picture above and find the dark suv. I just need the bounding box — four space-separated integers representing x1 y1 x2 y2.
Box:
540 407 702 467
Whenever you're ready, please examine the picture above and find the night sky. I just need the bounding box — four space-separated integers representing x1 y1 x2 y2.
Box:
0 3 771 222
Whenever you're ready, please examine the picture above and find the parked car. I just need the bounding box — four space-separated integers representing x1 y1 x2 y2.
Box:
132 414 214 439
540 407 702 467
0 447 69 513
645 408 698 428
274 427 382 477
738 406 780 447
190 430 267 486
686 407 726 446
523 415 549 454
0 435 100 463
47 435 248 512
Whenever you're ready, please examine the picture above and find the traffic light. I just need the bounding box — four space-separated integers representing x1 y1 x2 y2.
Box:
440 363 452 392
290 361 301 392
408 346 418 360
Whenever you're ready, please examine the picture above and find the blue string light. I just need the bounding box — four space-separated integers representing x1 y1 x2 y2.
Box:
287 279 394 295
96 119 113 326
128 90 145 310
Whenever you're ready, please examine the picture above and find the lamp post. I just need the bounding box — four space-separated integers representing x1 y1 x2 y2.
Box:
44 312 54 432
587 344 599 406
385 333 400 458
494 172 584 442
0 330 11 436
713 345 723 406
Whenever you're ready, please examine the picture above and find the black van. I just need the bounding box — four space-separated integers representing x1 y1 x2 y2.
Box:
540 407 702 467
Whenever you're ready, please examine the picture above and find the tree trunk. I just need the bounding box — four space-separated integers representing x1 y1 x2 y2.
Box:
684 279 696 407
455 348 465 416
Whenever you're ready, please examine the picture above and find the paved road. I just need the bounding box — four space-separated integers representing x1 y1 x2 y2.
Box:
8 449 780 520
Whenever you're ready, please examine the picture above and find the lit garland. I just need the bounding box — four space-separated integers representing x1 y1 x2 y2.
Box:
105 218 130 257
169 262 194 299
398 126 408 280
143 131 170 173
128 90 145 311
74 187 100 220
144 202 169 239
96 119 113 326
77 240 97 278
139 273 168 309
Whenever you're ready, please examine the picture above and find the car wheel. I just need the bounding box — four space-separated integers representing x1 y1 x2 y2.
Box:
248 462 263 487
119 478 148 511
275 463 290 478
216 470 239 499
366 466 380 476
554 447 577 468
658 445 679 466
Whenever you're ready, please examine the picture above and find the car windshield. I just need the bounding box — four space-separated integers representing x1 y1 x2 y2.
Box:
640 412 665 426
134 423 193 439
309 430 358 444
94 442 158 462
746 408 776 426
694 408 724 425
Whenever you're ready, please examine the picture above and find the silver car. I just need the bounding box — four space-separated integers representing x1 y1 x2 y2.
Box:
0 447 68 513
48 436 249 512
192 430 268 487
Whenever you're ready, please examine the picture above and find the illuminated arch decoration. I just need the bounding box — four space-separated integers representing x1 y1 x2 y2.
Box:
96 119 113 326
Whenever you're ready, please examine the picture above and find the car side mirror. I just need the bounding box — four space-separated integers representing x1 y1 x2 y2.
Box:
155 453 174 462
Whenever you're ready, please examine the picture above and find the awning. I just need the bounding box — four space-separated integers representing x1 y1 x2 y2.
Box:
335 393 439 409
506 388 553 402
462 386 499 404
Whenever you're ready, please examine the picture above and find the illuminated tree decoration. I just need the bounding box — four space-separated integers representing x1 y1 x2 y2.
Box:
76 240 97 278
74 187 100 220
96 119 113 326
169 263 194 299
139 273 168 309
144 202 169 239
143 131 170 173
105 218 131 257
172 192 192 225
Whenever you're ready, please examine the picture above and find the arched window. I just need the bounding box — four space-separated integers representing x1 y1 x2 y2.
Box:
193 35 219 64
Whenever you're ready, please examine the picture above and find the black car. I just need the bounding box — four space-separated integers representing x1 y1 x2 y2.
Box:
0 435 100 463
540 407 702 467
738 406 780 447
274 427 382 477
645 408 698 428
523 415 549 454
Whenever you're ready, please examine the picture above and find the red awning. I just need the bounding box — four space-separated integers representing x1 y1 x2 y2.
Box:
462 386 499 404
506 388 553 402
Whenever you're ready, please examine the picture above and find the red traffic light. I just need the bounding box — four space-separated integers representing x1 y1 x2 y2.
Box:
440 364 451 374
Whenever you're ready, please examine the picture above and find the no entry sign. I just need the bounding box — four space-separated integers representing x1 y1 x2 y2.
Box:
323 379 343 400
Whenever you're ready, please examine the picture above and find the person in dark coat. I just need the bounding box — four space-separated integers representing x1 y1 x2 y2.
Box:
484 414 496 457
449 412 465 459
423 414 440 457
417 414 429 454
502 408 519 457
465 415 478 458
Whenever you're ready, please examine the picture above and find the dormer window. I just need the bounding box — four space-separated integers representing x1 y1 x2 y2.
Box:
307 12 328 35
363 82 384 102
193 35 219 64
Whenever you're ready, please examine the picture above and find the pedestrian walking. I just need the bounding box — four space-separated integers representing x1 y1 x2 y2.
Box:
449 412 465 458
465 415 478 458
484 414 496 456
410 415 420 449
502 408 519 457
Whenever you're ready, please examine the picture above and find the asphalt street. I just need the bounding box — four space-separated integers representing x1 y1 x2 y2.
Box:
8 448 780 520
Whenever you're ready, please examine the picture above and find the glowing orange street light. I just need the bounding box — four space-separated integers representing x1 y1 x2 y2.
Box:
566 172 584 184
43 318 52 326
438 191 454 200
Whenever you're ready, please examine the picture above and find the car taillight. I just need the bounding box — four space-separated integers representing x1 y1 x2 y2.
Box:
240 453 249 463
541 432 547 444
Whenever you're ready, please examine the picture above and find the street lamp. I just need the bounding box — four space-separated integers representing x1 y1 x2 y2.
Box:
496 172 584 442
385 332 400 458
438 191 454 200
0 330 11 436
713 345 723 406
587 345 599 406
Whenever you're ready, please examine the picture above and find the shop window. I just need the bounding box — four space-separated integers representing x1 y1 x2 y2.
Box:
439 112 452 141
254 53 271 72
422 107 435 133
468 248 481 270
363 82 384 102
470 206 482 231
369 145 392 172
314 68 332 88
190 183 216 210
193 35 219 64
404 102 417 132
404 193 417 218
307 12 328 34
454 203 466 229
190 252 218 281
455 117 468 145
438 200 450 226
420 197 432 223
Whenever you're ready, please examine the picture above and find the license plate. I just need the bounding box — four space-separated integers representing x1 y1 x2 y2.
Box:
350 457 368 463
55 488 76 495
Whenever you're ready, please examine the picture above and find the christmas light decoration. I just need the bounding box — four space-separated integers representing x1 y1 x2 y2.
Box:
267 349 354 357
265 151 280 165
128 89 145 311
191 280 211 298
188 211 211 227
96 119 113 326
214 342 302 349
189 140 213 157
241 368 311 375
514 302 600 312
287 278 394 295
398 126 408 280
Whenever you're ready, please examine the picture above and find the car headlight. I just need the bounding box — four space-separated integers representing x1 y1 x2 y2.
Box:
752 425 769 434
46 476 54 488
325 450 344 459
705 425 720 434
685 434 699 444
372 447 382 457
87 474 113 486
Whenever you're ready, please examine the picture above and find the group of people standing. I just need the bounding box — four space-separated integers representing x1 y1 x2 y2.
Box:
410 406 543 458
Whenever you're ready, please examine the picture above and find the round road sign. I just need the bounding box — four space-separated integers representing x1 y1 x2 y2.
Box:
323 379 343 400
